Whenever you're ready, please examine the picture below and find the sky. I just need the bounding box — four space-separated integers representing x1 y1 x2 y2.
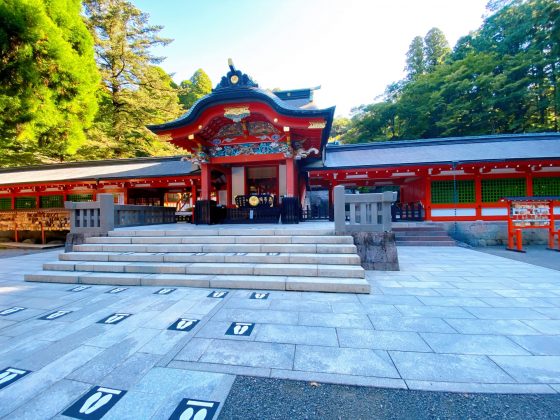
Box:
132 0 489 117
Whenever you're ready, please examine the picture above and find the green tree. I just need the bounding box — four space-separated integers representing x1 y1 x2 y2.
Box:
179 68 212 110
423 27 451 72
81 0 183 158
0 0 99 166
405 36 425 79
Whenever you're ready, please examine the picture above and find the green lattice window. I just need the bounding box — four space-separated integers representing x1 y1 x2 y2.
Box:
15 196 37 209
0 197 11 210
431 180 475 204
67 193 93 202
40 195 63 208
533 177 560 197
481 178 526 202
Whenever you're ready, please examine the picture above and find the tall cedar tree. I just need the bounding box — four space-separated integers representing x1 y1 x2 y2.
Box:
179 68 212 110
337 0 560 143
0 0 99 166
405 36 426 80
81 0 183 159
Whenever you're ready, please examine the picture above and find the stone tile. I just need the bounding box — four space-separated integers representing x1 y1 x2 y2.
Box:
420 333 530 355
286 276 370 294
379 287 442 296
199 339 294 369
66 328 160 383
445 319 542 335
389 351 515 383
369 316 457 333
406 380 556 394
465 307 550 320
269 300 332 313
331 303 401 317
270 369 407 389
175 338 214 362
491 356 560 383
4 379 91 419
417 296 489 307
195 321 257 341
224 297 271 310
509 335 560 356
395 305 475 319
212 308 298 325
132 366 235 398
535 308 560 319
523 320 560 334
294 345 399 378
103 391 167 420
138 329 189 355
298 312 372 329
0 345 104 417
210 275 286 291
357 294 422 305
480 297 555 308
338 328 432 352
255 324 338 347
167 360 271 378
101 352 161 390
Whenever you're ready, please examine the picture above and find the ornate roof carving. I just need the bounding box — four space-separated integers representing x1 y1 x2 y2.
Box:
214 59 258 90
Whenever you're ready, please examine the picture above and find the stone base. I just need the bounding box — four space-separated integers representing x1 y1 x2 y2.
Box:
439 221 550 247
65 233 106 252
350 231 399 271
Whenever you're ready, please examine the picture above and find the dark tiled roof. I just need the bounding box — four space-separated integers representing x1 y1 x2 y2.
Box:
0 156 197 186
305 133 560 170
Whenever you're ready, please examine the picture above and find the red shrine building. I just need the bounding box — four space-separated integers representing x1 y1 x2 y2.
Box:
0 63 559 244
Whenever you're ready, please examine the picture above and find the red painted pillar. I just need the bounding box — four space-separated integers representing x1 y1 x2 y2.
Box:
190 182 197 206
526 172 534 197
475 173 482 219
200 164 212 200
286 158 295 197
424 175 432 221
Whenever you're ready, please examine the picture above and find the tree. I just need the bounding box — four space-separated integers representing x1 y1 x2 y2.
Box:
81 0 183 158
423 27 451 72
179 69 212 110
0 0 99 166
405 36 426 79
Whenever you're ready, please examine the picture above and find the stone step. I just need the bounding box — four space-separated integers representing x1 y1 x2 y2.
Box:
394 231 449 237
72 243 357 254
43 261 365 278
59 251 361 265
393 227 448 232
396 240 456 246
108 228 335 237
85 235 354 245
24 270 371 294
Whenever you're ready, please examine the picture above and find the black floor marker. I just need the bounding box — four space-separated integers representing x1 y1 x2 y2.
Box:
38 310 72 320
97 313 131 325
249 292 269 300
169 399 220 420
168 318 200 331
62 386 126 420
0 307 26 316
0 367 31 390
225 322 255 336
208 291 228 298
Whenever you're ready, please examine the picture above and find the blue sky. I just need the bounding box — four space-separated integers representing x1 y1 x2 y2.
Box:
132 0 489 116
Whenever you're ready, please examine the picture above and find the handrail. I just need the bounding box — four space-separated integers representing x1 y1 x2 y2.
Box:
333 185 397 234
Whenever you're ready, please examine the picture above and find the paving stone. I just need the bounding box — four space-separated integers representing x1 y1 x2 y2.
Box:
298 312 373 329
223 297 271 310
102 390 167 420
444 318 542 335
330 303 401 317
101 352 161 390
522 320 560 334
3 379 91 419
210 275 286 291
175 338 214 362
199 339 294 369
195 321 258 341
167 360 271 378
395 305 475 319
534 308 560 319
287 276 370 294
405 380 556 394
490 356 560 383
480 297 555 308
270 369 407 389
420 332 530 355
417 296 490 307
357 295 422 306
294 345 399 378
508 335 560 356
338 328 432 352
132 366 235 398
255 324 338 347
0 345 103 417
379 287 441 296
389 351 516 383
465 307 551 320
369 316 457 333
269 300 332 313
139 329 189 355
66 328 160 383
212 308 298 325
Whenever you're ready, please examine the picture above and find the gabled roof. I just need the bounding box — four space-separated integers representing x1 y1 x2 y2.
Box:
147 63 335 151
0 156 197 186
304 133 560 170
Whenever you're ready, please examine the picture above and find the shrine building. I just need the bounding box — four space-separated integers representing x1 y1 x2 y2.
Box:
0 63 559 244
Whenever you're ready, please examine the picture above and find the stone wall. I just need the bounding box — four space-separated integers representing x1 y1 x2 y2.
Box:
349 231 399 270
439 221 550 246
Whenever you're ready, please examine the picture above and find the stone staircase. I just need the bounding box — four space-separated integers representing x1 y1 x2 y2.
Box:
393 223 456 246
25 226 370 294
